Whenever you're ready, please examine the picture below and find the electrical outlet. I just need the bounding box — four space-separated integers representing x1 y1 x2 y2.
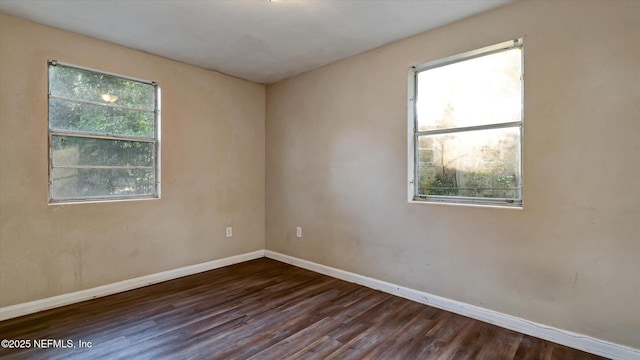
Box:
226 227 233 237
296 227 302 238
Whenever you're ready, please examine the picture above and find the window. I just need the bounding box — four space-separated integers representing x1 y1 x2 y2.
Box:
408 39 523 207
48 60 160 203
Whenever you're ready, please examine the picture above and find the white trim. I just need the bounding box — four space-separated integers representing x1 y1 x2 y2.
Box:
408 199 523 210
0 250 264 321
413 38 522 72
265 250 639 360
48 59 156 86
407 65 417 202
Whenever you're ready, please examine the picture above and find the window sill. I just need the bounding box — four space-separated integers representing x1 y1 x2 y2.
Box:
409 198 523 210
48 196 160 206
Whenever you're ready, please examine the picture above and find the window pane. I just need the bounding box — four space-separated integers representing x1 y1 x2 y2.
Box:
416 47 521 131
416 127 521 199
51 168 155 199
51 136 154 168
49 65 155 111
49 98 154 138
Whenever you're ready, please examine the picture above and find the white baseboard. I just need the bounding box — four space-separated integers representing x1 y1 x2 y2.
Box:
0 250 265 321
265 250 639 360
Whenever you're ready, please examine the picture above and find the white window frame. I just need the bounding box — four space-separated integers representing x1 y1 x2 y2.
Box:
407 39 523 208
47 60 161 204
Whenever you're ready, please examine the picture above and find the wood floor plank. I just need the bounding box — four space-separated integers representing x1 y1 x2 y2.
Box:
0 258 607 359
287 335 345 359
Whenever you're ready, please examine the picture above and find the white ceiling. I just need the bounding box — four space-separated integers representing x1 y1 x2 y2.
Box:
0 0 514 84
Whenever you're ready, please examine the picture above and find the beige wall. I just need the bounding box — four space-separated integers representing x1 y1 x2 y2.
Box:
266 0 640 349
0 14 265 307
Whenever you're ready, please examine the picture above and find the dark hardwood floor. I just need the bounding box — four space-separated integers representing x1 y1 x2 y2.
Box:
0 258 607 359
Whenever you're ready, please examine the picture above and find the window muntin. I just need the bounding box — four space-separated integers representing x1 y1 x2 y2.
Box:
48 61 160 203
409 39 523 206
